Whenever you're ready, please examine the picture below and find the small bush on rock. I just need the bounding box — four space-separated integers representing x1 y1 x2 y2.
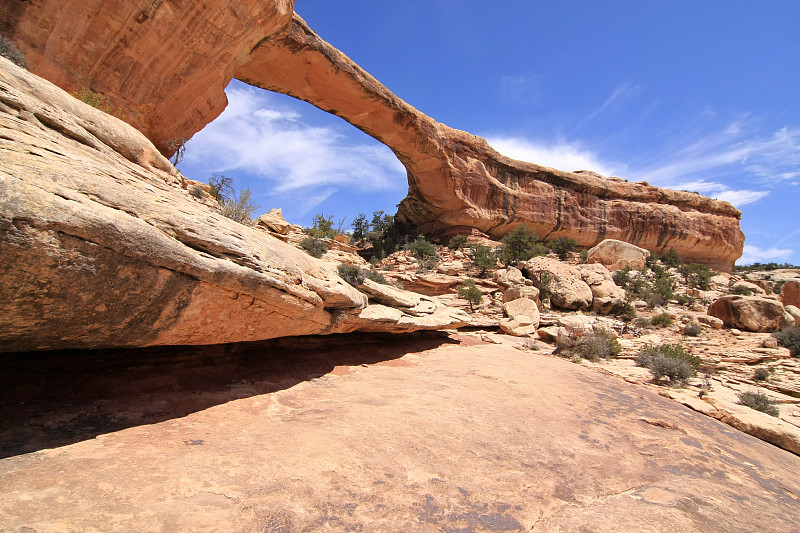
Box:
679 263 714 291
300 236 327 258
457 279 483 311
498 224 544 265
448 234 469 250
568 329 622 362
737 390 779 417
364 269 388 284
546 236 577 260
651 313 674 328
661 248 682 268
636 344 701 384
337 264 366 287
471 244 497 277
408 236 440 261
683 322 702 337
773 326 800 357
753 368 770 382
0 34 26 68
220 187 259 224
731 285 753 296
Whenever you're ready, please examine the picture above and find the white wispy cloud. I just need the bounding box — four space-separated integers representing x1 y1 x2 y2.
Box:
486 136 621 176
672 180 769 207
738 244 794 265
635 124 800 187
183 84 406 197
582 83 642 125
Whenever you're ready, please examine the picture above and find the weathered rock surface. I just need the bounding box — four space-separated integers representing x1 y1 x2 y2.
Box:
522 257 594 310
0 59 465 352
707 295 793 333
587 238 650 271
782 280 800 308
3 3 745 271
3 337 798 531
577 263 627 314
503 298 540 328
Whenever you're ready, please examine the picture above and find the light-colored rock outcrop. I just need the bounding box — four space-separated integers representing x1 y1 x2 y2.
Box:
577 263 627 314
522 257 593 311
587 239 650 271
707 295 794 333
503 298 540 328
0 59 465 352
3 3 745 271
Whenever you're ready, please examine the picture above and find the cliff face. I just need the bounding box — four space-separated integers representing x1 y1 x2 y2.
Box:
1 3 745 271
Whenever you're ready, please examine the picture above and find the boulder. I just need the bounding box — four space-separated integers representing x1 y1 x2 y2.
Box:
494 267 528 290
499 316 537 337
782 280 800 308
522 258 593 311
586 239 650 271
708 274 731 291
707 296 793 333
436 260 465 276
577 263 626 314
784 305 800 324
257 208 303 236
503 285 540 304
503 298 540 328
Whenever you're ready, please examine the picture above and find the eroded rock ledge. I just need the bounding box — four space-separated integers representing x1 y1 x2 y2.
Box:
0 59 466 352
2 1 745 271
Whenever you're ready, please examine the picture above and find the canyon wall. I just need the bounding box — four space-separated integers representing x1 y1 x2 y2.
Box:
1 2 744 270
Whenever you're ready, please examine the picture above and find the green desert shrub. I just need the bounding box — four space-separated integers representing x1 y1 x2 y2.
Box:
0 34 26 68
679 263 714 291
546 236 578 260
498 224 545 265
753 367 771 382
71 87 126 119
737 390 779 417
471 244 497 277
650 312 674 328
567 329 621 362
457 279 483 311
219 187 259 224
300 236 327 258
731 285 753 296
660 248 682 268
408 236 439 261
337 264 366 287
636 344 701 384
364 269 388 284
613 266 631 287
448 234 469 250
683 322 702 337
773 326 800 357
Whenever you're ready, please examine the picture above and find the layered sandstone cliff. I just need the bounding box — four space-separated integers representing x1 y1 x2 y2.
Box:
1 2 745 271
0 59 466 352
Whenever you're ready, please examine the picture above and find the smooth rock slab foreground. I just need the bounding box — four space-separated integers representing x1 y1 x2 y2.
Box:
1 338 798 532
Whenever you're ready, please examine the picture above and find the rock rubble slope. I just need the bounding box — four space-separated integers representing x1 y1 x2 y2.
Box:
0 59 466 352
3 1 744 271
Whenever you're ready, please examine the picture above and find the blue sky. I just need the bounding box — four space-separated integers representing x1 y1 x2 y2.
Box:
180 1 800 266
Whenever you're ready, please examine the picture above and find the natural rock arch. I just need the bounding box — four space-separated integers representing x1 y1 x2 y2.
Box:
2 1 744 270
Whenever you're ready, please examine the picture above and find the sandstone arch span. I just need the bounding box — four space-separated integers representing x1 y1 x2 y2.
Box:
2 1 744 270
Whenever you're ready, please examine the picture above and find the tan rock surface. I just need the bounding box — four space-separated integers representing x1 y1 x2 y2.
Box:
708 295 793 333
587 238 651 271
782 280 800 308
4 5 745 271
522 257 593 310
0 59 464 352
2 335 798 532
503 298 540 328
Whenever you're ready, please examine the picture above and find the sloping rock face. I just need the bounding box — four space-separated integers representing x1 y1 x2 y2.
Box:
0 59 465 352
2 3 744 272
